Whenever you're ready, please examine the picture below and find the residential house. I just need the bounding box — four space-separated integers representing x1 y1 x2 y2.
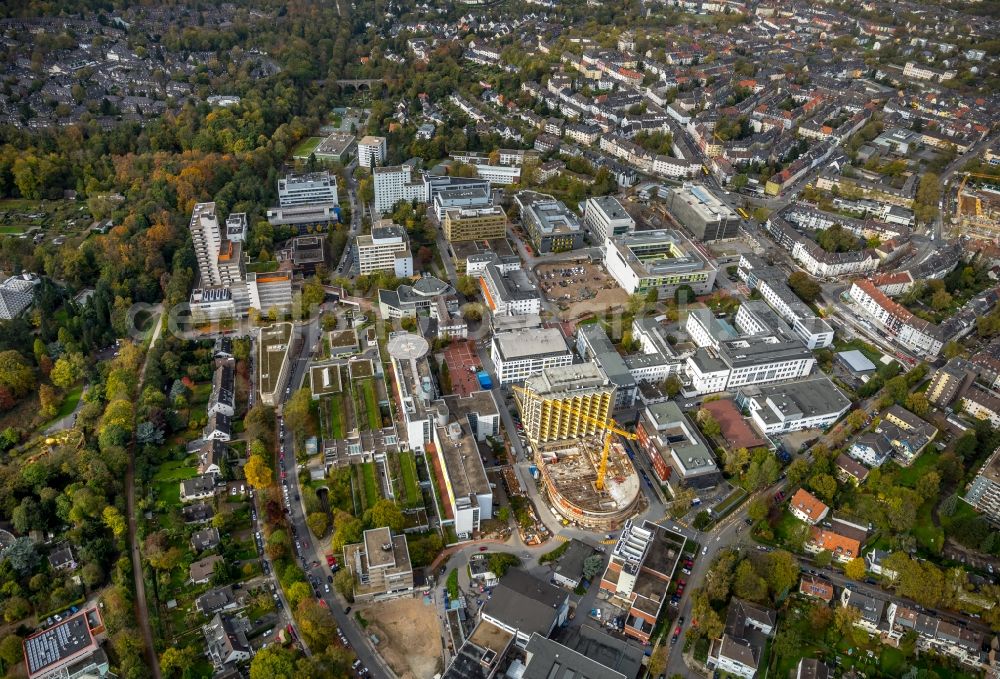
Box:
203 412 232 442
707 599 776 679
799 575 834 603
865 549 898 580
198 439 226 476
848 432 893 468
191 527 221 553
203 613 251 669
796 658 831 679
840 588 886 634
47 544 78 572
551 540 596 590
788 489 829 525
207 363 236 417
807 527 861 563
182 503 215 524
886 604 990 670
190 555 224 584
835 453 869 485
196 586 239 615
180 475 216 503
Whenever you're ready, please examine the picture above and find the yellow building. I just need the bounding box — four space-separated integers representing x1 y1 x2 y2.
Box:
443 206 507 243
517 362 616 443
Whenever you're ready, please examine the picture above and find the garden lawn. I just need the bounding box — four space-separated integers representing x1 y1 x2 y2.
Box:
358 379 380 430
912 500 944 553
398 451 421 508
361 462 379 508
895 450 939 487
152 459 199 507
329 393 346 439
53 384 83 421
292 136 323 158
772 509 807 548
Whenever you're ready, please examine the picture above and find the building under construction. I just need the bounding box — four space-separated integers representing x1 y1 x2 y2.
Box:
957 186 1000 240
516 362 615 443
515 362 642 530
534 437 643 530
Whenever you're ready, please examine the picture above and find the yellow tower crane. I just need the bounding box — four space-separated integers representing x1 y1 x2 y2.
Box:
512 385 637 491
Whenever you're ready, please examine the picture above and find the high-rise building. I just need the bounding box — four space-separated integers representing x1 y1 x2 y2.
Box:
516 362 615 443
443 206 507 242
358 136 387 168
373 165 428 214
490 327 573 384
965 446 1000 524
343 526 414 601
515 191 584 254
278 171 339 207
355 222 413 277
190 202 244 288
663 183 740 241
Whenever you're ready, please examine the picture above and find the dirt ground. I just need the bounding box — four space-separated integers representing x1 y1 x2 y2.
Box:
362 597 443 679
537 261 630 320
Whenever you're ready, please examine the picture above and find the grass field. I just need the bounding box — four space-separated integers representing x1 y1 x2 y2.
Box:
0 225 24 234
361 462 379 508
52 384 84 422
329 393 346 439
152 459 199 506
895 450 939 487
398 451 421 508
357 379 380 431
292 136 324 159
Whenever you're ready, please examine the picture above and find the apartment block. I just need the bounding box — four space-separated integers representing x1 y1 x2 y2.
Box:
598 520 684 644
356 222 413 277
258 322 293 406
373 165 428 214
343 527 414 601
738 254 833 349
965 446 1000 524
848 280 944 358
190 202 244 288
636 400 719 488
358 135 387 168
516 362 615 444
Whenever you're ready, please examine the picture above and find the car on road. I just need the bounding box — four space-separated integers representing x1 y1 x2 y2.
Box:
479 546 488 552
678 616 685 625
344 607 352 614
702 546 708 555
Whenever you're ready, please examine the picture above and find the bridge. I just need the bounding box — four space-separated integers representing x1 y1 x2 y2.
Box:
335 78 383 89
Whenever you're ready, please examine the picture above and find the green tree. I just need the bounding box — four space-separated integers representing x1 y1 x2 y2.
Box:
0 350 35 398
283 388 312 437
808 474 838 503
814 550 832 568
663 375 682 398
160 646 199 679
456 275 480 297
765 550 800 595
0 634 23 673
787 271 822 303
51 352 86 388
363 499 405 532
748 497 770 522
732 559 768 602
306 512 329 537
844 557 866 581
250 645 296 679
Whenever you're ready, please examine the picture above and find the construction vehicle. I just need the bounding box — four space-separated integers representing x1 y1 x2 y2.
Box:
512 385 638 491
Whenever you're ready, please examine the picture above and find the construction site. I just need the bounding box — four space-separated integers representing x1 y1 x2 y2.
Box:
534 437 643 530
957 184 1000 240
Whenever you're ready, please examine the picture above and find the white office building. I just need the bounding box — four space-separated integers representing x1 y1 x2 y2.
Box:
737 254 834 349
358 136 387 168
356 222 414 277
490 327 573 384
480 262 541 317
373 165 429 214
583 196 635 244
277 171 339 207
735 375 851 435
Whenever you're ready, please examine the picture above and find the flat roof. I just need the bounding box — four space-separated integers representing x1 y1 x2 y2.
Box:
258 322 293 397
494 327 568 361
434 418 492 499
837 349 877 373
363 527 397 569
741 375 851 425
608 228 715 278
23 610 100 677
523 361 609 396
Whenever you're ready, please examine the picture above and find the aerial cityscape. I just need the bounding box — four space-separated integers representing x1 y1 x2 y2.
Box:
0 0 999 678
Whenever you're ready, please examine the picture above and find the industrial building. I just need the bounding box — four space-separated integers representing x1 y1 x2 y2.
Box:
443 206 507 242
605 229 718 298
515 191 585 254
516 362 615 444
664 183 740 241
490 327 573 384
356 222 414 277
583 195 635 244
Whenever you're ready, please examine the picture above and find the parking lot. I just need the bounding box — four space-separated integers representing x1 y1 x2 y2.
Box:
536 261 629 320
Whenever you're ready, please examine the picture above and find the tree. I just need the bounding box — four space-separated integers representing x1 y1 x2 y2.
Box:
0 634 23 672
674 285 696 305
330 510 364 552
690 591 723 640
334 566 355 601
301 277 326 313
245 454 272 488
287 581 312 610
916 471 940 501
3 597 30 623
250 645 296 679
160 646 199 679
785 458 811 486
788 271 821 303
766 550 800 595
51 352 86 388
283 388 312 437
306 512 329 537
904 392 930 417
748 497 770 522
363 499 405 532
103 506 127 539
696 409 721 439
844 557 866 581
456 275 479 297
809 474 838 503
732 560 768 602
296 598 337 651
814 550 832 568
0 350 35 399
846 409 868 431
461 303 483 322
3 537 39 576
663 375 682 398
724 447 751 476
